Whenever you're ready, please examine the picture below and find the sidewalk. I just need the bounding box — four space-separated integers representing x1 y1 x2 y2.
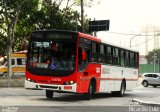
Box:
130 85 160 106
132 89 160 106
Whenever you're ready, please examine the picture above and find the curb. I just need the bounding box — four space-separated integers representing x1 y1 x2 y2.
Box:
132 99 160 106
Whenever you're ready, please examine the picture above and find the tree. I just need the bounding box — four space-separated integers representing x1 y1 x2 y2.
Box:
0 0 28 86
49 0 100 33
29 0 81 30
0 0 41 54
0 0 96 54
0 0 98 55
145 49 160 64
14 0 39 51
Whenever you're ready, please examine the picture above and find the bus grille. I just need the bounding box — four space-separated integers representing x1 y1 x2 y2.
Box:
39 85 58 89
38 80 61 84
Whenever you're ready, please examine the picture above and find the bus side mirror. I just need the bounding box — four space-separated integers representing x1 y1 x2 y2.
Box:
82 51 87 61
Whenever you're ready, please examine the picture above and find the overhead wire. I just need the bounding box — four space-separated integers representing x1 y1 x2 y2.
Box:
107 31 155 36
131 37 154 47
105 31 159 47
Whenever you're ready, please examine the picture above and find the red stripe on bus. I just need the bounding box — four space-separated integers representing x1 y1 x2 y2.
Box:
98 78 138 81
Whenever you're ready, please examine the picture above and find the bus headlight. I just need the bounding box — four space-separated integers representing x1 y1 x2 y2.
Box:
64 81 75 85
26 78 36 83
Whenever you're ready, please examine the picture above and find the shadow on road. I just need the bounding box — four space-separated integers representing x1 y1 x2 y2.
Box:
36 93 134 102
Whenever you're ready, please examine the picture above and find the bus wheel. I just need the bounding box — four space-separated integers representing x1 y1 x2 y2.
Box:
46 90 54 99
85 83 93 100
117 81 126 97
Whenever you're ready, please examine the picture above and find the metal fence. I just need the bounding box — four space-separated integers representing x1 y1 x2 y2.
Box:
140 64 160 74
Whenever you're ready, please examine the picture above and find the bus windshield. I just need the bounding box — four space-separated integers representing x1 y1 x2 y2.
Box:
27 31 77 76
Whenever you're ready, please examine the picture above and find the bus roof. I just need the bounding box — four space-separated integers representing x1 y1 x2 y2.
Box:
32 30 101 42
101 40 139 53
78 32 101 42
32 30 78 35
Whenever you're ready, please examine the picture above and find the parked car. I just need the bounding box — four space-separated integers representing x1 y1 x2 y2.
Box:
139 73 160 88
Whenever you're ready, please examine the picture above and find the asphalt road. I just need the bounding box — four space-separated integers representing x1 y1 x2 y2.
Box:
0 86 160 112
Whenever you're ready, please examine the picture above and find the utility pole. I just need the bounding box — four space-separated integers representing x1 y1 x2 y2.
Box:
153 28 157 73
154 29 156 72
145 28 148 55
81 0 84 33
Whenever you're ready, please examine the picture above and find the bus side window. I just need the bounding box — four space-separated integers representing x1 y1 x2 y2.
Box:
17 58 26 65
99 44 105 63
106 46 112 64
112 48 120 65
12 59 15 65
130 52 134 67
120 50 125 67
124 51 129 67
91 42 98 62
134 53 139 68
78 47 90 71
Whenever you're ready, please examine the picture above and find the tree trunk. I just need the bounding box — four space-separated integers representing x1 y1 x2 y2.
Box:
7 28 12 87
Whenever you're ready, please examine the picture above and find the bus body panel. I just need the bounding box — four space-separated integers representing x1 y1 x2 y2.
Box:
100 65 138 93
76 63 101 93
25 79 77 92
25 70 78 92
25 70 78 85
25 63 101 94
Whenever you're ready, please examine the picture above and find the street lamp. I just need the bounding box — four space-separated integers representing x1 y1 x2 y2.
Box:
130 34 142 48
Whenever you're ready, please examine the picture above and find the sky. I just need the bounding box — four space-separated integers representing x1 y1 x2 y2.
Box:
83 0 160 55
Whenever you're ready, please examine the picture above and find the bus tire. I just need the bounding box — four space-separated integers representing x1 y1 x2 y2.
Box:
85 83 92 100
85 81 95 100
46 90 54 99
117 80 126 97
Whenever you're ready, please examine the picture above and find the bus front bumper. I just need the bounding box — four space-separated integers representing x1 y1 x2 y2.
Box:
25 79 77 92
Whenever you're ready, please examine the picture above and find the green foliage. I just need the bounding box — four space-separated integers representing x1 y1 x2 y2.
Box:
14 0 39 51
0 0 99 54
0 0 84 55
35 0 81 30
75 0 94 7
0 0 29 54
145 49 160 64
0 33 7 55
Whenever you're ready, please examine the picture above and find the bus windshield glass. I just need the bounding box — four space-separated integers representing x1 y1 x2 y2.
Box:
27 32 77 75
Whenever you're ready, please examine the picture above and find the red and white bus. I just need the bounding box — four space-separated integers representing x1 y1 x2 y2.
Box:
25 30 139 100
